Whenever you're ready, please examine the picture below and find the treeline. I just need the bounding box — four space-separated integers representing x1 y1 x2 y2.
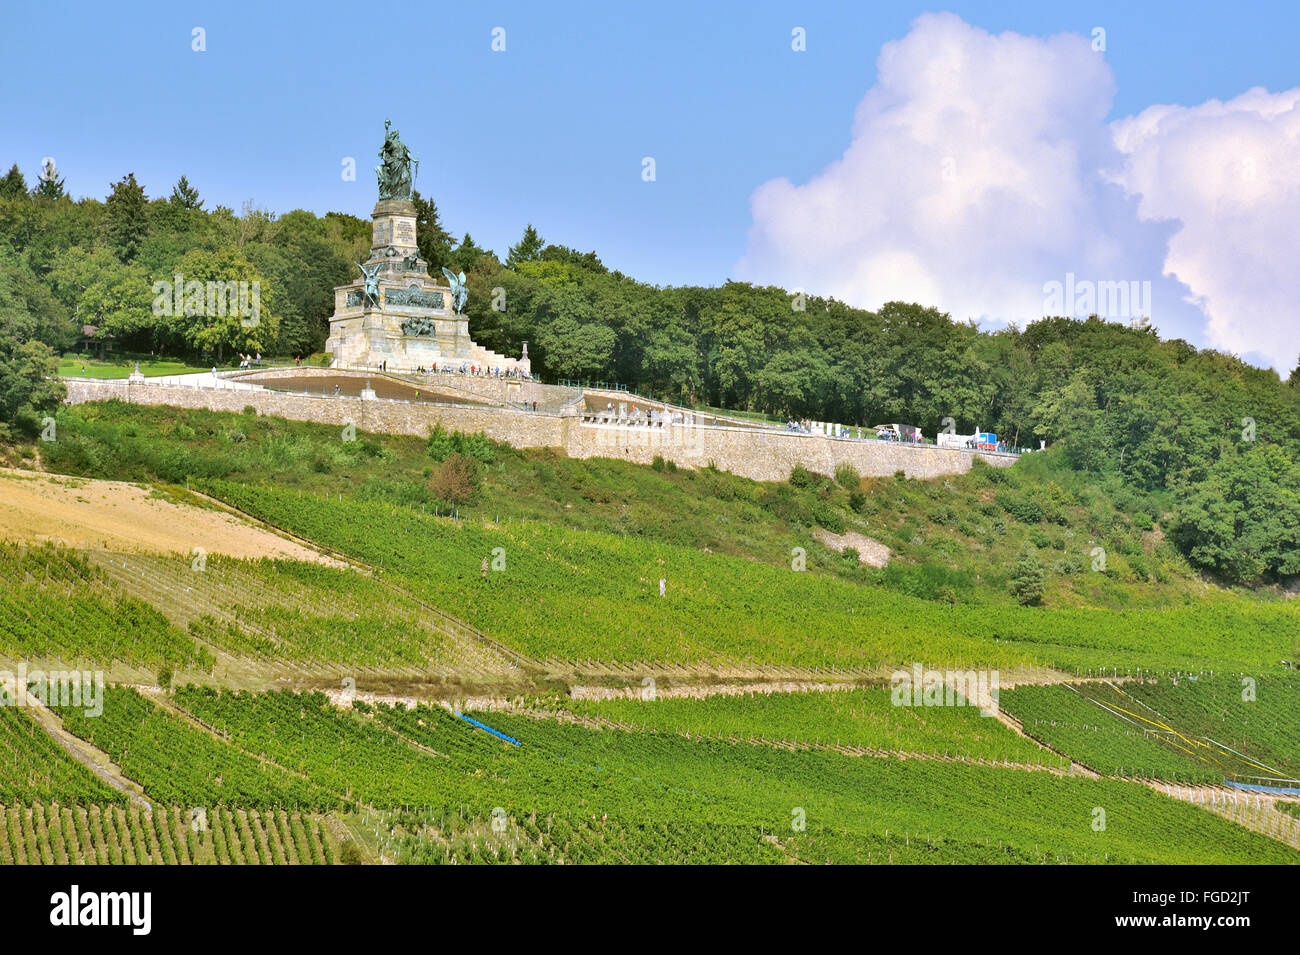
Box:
1 165 1298 583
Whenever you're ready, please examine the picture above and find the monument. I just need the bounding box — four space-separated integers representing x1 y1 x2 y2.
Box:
325 120 530 375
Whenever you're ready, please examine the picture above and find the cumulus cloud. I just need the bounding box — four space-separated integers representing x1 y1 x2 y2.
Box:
1110 89 1300 371
736 12 1299 375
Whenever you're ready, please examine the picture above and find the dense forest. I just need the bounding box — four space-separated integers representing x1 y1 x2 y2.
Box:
1 162 1297 584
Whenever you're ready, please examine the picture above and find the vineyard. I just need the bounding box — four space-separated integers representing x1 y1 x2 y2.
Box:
562 688 1067 767
58 688 338 809
45 686 1291 863
0 803 337 864
91 550 516 681
0 705 125 805
201 482 1296 673
1001 677 1300 785
0 542 207 672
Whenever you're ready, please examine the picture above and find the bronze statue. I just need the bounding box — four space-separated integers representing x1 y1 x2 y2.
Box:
375 119 418 201
442 267 468 313
358 263 382 307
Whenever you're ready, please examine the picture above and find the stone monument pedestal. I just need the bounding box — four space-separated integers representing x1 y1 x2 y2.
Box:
324 123 529 376
324 198 530 377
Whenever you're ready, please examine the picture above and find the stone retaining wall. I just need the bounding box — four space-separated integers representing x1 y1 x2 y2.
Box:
63 378 564 447
63 378 1017 482
565 420 1015 481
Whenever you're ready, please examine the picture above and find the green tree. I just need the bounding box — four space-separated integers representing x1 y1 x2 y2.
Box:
1009 544 1046 605
33 169 66 201
1170 445 1300 583
0 330 64 439
505 223 544 269
412 190 453 273
104 172 149 262
0 164 28 201
169 175 203 210
451 233 489 273
161 248 279 360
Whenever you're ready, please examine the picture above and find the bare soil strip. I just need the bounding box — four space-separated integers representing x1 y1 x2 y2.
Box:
24 699 151 808
0 468 343 564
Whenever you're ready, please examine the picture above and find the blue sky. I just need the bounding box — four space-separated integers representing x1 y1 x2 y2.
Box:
3 1 1298 370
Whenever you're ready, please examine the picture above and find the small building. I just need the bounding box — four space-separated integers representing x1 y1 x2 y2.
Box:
75 324 114 360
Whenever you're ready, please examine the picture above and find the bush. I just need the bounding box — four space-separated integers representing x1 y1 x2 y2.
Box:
427 424 496 466
651 455 665 472
996 489 1043 524
789 464 824 489
428 452 481 507
340 840 365 865
1010 545 1046 606
665 459 677 473
834 463 861 489
848 490 875 515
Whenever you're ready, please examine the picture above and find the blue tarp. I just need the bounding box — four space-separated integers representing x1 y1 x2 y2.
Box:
1225 779 1300 796
455 712 522 746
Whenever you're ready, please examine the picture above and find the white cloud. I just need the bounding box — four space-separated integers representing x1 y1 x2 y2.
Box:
1110 88 1300 371
736 12 1299 375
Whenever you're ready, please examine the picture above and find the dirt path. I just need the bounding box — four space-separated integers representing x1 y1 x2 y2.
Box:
24 699 151 808
0 467 343 564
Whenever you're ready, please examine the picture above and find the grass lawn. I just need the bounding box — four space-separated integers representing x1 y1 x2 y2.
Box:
59 354 222 379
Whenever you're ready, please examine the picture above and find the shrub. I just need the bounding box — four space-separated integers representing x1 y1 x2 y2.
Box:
834 463 861 489
789 464 823 489
428 452 481 507
996 489 1043 524
340 840 365 865
427 424 496 466
651 455 665 472
1010 545 1046 606
665 459 677 473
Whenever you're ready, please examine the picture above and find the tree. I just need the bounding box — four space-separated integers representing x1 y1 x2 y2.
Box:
451 233 488 273
1170 445 1300 583
49 247 154 346
411 190 452 272
104 172 149 261
33 169 66 201
169 175 203 210
161 248 279 360
428 452 481 506
0 165 27 201
540 243 605 273
505 223 544 269
0 330 64 439
1009 545 1046 605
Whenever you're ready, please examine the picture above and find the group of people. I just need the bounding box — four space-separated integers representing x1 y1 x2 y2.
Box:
413 362 532 379
237 352 262 370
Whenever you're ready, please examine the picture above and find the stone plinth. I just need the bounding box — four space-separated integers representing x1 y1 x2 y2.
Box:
325 199 529 376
